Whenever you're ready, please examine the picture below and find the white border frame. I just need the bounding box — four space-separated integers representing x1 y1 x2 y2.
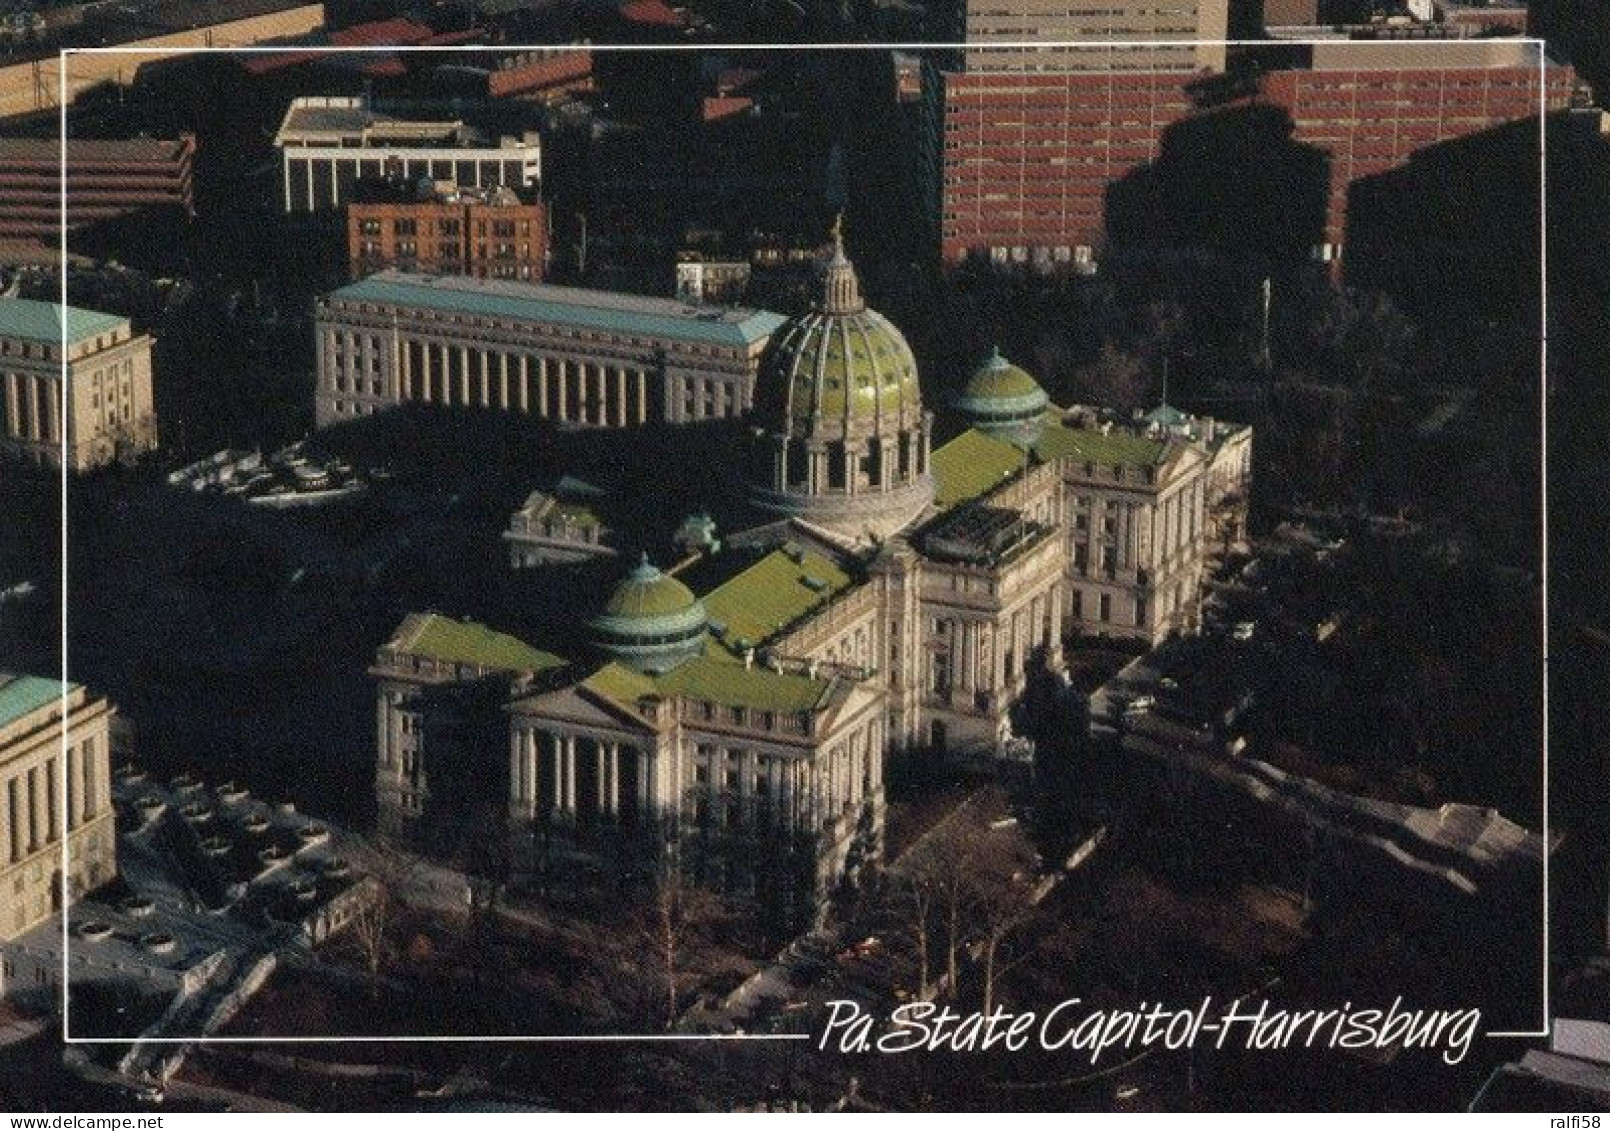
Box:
53 36 1555 1046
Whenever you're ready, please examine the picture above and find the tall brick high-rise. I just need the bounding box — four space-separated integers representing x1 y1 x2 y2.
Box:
941 36 1577 266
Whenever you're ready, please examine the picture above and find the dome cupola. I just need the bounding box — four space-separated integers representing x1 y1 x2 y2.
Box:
954 347 1049 446
747 218 935 542
589 554 708 674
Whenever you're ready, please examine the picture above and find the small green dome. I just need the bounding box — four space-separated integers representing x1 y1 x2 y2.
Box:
601 555 699 618
590 554 708 673
963 347 1045 403
954 348 1049 445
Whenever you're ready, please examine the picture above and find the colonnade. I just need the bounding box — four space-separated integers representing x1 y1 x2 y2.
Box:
0 738 102 866
397 339 650 427
2 370 61 450
511 729 644 821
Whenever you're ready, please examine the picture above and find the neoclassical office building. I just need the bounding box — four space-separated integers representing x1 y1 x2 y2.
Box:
0 300 158 472
0 674 116 942
313 271 786 430
368 236 1248 913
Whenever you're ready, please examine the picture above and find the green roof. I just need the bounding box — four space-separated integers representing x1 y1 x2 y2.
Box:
401 614 566 674
330 272 786 349
552 501 600 528
1035 419 1166 466
931 428 1026 508
1143 402 1189 428
585 652 832 714
701 545 852 655
0 674 66 729
582 660 658 706
0 299 126 347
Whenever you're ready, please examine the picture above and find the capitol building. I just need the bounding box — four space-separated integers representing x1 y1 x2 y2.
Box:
364 230 1250 921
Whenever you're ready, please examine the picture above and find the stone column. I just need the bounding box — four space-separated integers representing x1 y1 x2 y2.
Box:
437 343 450 406
4 373 18 441
536 357 548 418
526 730 540 814
548 736 561 813
563 737 577 814
85 740 102 819
44 379 59 446
28 374 43 441
458 345 471 406
499 352 510 410
958 621 973 692
66 744 80 831
594 365 607 426
609 745 621 815
510 729 525 808
0 775 11 864
636 370 647 425
518 355 530 414
28 766 44 851
556 359 568 421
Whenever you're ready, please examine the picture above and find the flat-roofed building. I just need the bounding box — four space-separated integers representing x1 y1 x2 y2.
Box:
0 136 194 242
347 179 547 282
504 479 619 567
941 42 1578 265
1037 417 1208 643
0 299 157 471
274 96 541 214
0 674 116 942
964 0 1230 75
312 270 786 429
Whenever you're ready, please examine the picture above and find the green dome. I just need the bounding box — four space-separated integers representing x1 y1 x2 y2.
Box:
763 308 922 429
601 556 698 618
954 348 1049 446
963 347 1044 403
755 233 923 433
747 222 936 542
590 554 708 673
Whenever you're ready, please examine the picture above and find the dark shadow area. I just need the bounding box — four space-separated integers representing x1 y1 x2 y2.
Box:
1344 116 1542 364
1542 112 1610 966
1105 101 1330 274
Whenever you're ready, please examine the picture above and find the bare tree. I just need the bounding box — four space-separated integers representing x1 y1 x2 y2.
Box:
895 854 944 1000
632 865 725 1029
1074 343 1152 413
345 879 393 994
975 877 1037 1017
342 836 426 992
947 823 1041 1015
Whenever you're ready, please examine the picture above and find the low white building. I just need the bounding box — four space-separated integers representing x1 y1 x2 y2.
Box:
274 96 541 214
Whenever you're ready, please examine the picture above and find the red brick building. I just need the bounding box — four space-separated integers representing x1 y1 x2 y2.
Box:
941 43 1577 266
348 184 547 282
0 135 195 242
